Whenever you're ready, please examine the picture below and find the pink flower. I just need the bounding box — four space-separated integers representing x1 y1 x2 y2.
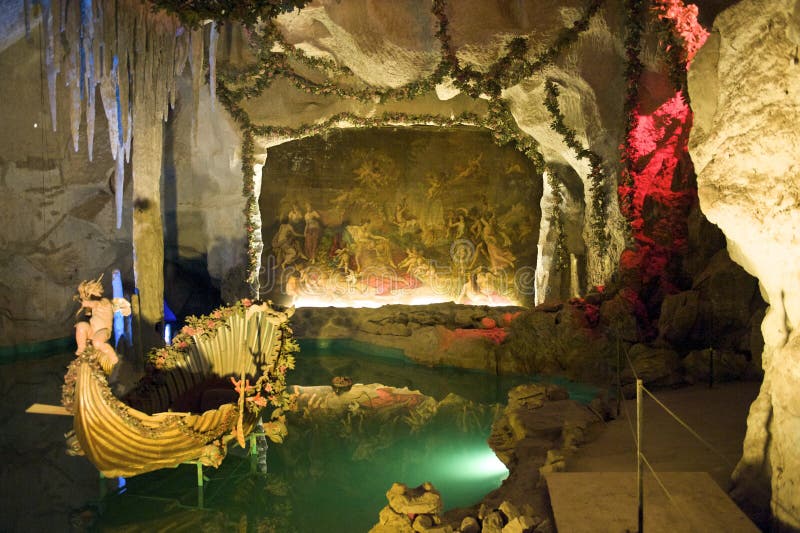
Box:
247 393 267 407
241 298 252 307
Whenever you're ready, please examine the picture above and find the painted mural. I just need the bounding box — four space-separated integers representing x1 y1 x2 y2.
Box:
259 128 542 307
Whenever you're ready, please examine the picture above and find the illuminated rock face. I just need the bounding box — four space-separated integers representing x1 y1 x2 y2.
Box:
688 0 800 528
270 0 630 287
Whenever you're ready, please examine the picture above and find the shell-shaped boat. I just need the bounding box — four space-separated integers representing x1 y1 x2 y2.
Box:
61 301 295 478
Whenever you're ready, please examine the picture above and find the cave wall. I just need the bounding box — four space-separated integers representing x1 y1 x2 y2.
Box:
1 0 648 344
688 0 800 528
252 0 634 289
0 9 246 345
0 24 132 345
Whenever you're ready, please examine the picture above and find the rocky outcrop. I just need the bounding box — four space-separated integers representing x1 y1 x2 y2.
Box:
658 249 765 353
368 383 599 533
259 0 633 287
688 0 800 528
370 482 552 533
499 301 614 383
291 303 522 372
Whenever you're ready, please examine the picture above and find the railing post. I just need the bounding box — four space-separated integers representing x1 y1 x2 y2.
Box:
637 378 643 533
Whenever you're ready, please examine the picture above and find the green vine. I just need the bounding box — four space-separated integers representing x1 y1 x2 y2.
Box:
150 0 311 28
618 0 645 235
650 2 690 96
209 0 608 285
546 167 569 272
491 0 605 92
543 80 609 254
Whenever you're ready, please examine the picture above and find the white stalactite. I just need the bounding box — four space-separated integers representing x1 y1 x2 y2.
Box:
189 28 204 145
99 70 118 161
81 0 96 161
208 21 218 111
36 0 204 324
41 0 59 132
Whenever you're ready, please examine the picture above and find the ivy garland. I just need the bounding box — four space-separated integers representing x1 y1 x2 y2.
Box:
156 0 698 300
543 79 609 254
546 167 569 272
650 1 690 96
431 0 606 99
618 0 645 228
241 129 261 282
209 0 611 288
151 0 311 28
489 0 605 93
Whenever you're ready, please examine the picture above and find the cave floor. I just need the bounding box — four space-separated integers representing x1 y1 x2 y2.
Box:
558 381 762 531
567 381 761 490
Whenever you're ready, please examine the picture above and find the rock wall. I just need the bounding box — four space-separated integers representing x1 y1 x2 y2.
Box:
688 0 800 528
260 0 633 288
0 26 132 344
0 14 246 345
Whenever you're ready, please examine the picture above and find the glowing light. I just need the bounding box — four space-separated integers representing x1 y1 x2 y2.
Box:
292 293 519 309
438 448 509 482
469 450 509 478
111 269 125 348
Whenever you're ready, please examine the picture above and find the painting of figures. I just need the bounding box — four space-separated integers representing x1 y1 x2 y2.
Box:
259 127 542 306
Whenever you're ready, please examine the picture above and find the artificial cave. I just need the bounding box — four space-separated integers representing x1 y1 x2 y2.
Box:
1 0 798 531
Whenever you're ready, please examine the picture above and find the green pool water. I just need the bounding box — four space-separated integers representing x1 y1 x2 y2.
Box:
293 338 599 405
86 339 597 532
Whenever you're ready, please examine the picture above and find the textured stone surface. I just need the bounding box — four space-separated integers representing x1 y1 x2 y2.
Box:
460 516 481 533
0 28 131 344
682 348 750 383
620 343 680 389
387 482 444 516
0 27 245 345
688 0 800 528
502 515 537 533
374 505 414 532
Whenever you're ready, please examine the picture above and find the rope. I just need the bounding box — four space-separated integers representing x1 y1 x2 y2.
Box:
640 453 699 531
615 340 638 446
623 343 639 381
640 454 677 507
617 338 800 526
641 385 735 469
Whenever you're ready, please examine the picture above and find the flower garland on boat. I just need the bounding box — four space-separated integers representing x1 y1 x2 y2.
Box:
146 298 299 443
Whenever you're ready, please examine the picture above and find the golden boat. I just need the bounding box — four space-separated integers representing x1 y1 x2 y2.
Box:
60 301 296 478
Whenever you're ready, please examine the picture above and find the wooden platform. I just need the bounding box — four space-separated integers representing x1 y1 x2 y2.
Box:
545 472 759 533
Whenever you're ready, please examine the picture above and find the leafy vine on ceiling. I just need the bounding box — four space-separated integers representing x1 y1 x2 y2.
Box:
160 0 691 292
